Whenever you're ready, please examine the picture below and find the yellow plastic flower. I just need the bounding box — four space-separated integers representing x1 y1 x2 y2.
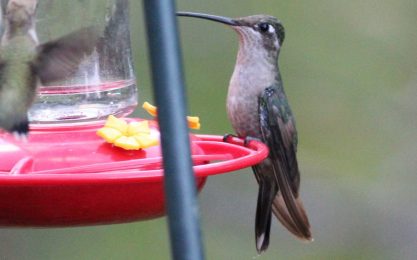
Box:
97 115 158 150
142 102 201 130
142 102 157 117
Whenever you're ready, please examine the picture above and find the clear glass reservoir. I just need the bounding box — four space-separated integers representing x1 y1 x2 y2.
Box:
26 0 137 123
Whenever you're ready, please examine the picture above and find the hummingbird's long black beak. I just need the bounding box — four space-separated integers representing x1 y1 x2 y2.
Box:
176 12 238 26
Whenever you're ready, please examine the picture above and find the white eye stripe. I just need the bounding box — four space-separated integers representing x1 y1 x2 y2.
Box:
268 25 275 34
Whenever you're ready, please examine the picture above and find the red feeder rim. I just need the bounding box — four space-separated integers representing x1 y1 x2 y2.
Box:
0 119 268 226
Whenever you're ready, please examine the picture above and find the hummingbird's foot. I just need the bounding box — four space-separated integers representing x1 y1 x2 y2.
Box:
12 132 28 142
222 133 239 143
222 134 263 147
243 136 263 147
10 120 29 142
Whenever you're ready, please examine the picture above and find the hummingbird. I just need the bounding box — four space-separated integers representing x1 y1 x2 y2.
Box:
177 12 312 253
0 0 99 136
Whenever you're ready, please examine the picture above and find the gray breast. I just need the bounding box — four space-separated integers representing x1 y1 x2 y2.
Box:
226 43 277 138
226 89 262 138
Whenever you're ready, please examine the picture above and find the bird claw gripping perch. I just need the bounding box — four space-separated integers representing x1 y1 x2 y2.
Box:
223 134 263 148
222 133 239 143
243 136 263 147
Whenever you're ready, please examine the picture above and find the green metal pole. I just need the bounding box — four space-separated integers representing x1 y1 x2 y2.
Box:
142 1 205 259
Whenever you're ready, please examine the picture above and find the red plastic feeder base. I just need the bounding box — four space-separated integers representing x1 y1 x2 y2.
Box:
0 119 268 227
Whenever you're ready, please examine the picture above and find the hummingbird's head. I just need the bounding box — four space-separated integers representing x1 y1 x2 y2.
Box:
233 15 285 53
5 0 37 29
177 12 285 58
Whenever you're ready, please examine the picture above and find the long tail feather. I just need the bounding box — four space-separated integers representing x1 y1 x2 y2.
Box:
272 192 312 241
255 177 277 253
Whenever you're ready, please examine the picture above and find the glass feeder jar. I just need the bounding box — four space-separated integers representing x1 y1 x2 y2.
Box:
28 0 137 123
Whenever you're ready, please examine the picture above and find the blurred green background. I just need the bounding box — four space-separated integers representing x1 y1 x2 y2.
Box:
2 0 417 259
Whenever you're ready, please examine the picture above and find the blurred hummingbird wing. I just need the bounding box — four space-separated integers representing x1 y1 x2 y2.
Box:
258 86 312 241
33 27 99 84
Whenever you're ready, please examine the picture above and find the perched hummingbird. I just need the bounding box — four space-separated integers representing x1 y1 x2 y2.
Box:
0 0 98 135
177 12 312 252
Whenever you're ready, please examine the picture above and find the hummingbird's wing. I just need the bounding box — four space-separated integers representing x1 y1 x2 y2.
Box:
258 86 312 241
32 27 99 84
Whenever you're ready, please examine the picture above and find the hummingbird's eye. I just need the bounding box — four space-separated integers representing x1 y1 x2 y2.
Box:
258 22 275 34
258 23 270 32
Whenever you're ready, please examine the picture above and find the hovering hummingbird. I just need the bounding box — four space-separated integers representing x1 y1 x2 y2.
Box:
0 0 99 136
177 12 312 253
